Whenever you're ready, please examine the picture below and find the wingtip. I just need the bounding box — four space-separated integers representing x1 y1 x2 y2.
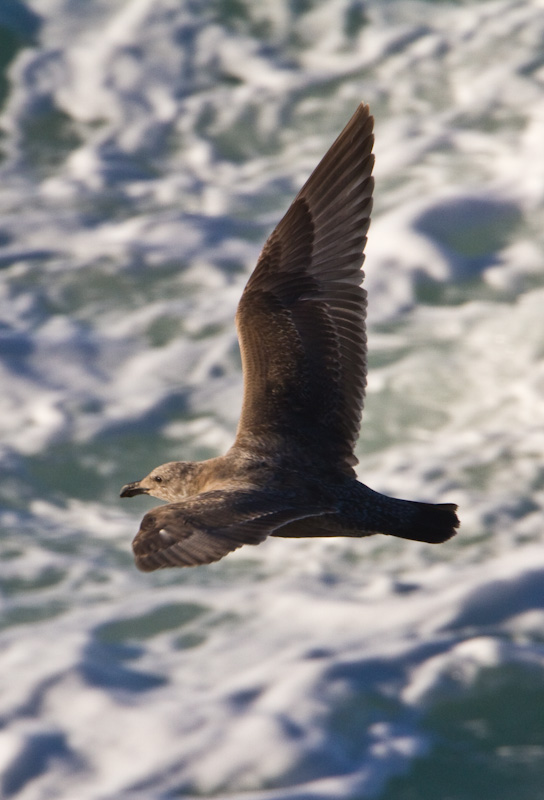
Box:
356 101 374 128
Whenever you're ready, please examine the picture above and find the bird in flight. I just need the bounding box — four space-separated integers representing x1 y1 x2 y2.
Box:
120 103 459 570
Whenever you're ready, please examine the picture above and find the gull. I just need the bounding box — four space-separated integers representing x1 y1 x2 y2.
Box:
120 103 459 570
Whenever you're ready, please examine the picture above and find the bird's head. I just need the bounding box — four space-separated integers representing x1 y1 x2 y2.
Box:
120 461 198 503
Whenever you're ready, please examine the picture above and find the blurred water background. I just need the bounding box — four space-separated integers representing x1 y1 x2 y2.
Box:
1 0 544 798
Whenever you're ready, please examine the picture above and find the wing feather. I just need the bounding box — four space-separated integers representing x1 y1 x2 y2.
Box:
132 490 333 571
234 103 374 475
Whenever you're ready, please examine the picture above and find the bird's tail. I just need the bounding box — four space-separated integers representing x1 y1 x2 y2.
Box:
385 500 459 544
272 487 459 544
347 484 460 544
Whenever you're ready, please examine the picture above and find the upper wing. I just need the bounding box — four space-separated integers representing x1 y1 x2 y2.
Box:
132 490 333 570
234 103 374 476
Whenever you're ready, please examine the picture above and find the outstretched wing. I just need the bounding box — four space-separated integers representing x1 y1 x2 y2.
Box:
234 103 374 476
132 490 333 570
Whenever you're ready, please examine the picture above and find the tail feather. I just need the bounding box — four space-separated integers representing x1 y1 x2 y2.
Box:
271 484 460 545
389 501 459 544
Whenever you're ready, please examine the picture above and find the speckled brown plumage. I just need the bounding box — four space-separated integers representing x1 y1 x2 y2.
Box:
120 104 459 571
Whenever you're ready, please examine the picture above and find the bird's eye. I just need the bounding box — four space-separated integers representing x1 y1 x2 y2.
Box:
153 476 163 483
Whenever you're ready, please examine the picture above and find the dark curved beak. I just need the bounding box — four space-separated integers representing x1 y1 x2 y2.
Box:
120 481 148 498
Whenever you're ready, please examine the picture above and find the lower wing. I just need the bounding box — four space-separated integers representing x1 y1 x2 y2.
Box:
132 489 333 570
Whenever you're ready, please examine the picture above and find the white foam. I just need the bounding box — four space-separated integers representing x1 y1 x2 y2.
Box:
1 0 544 797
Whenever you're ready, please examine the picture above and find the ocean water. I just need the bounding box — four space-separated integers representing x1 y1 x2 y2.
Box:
1 0 544 797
